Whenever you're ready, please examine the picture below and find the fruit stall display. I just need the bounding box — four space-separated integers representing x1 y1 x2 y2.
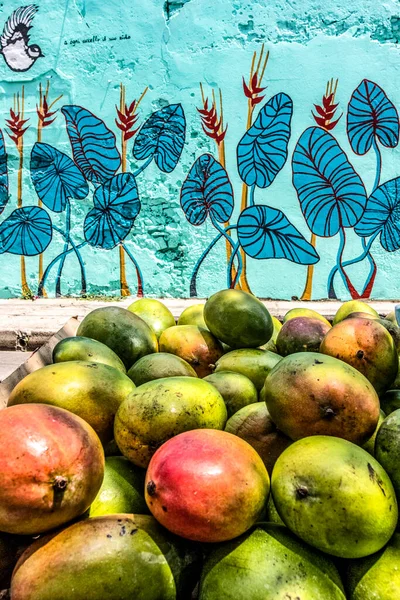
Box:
1 292 400 598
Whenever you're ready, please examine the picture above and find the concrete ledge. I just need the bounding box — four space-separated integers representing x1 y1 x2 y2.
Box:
0 298 398 351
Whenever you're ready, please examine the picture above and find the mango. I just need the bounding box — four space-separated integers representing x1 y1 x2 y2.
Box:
204 371 258 417
262 352 379 445
89 457 149 517
11 514 200 600
375 409 400 502
145 429 269 543
385 310 397 325
114 377 227 467
380 389 400 415
128 352 197 386
8 361 135 444
127 298 175 339
276 316 330 355
77 306 158 369
159 325 223 377
199 523 346 600
204 289 273 348
214 348 282 391
320 317 398 394
266 496 285 525
346 532 400 600
283 307 331 327
53 336 126 372
272 436 397 558
333 300 379 325
0 404 104 536
260 316 282 352
362 409 385 456
344 311 380 321
225 402 291 474
177 303 207 328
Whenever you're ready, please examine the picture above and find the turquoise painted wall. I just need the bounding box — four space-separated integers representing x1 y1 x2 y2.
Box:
0 0 400 299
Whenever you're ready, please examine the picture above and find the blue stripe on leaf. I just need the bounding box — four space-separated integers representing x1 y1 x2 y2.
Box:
84 173 140 249
30 142 89 212
237 92 293 188
355 176 400 251
62 105 121 183
237 204 320 264
180 154 234 225
347 80 399 155
133 104 186 173
0 206 52 256
292 127 367 237
0 131 8 215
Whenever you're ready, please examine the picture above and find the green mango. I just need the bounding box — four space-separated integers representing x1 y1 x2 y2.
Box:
8 361 135 444
204 289 273 349
265 496 285 525
199 523 346 600
177 304 207 328
53 336 126 373
225 402 291 474
128 352 197 386
346 533 400 600
214 348 282 391
283 307 331 327
11 515 200 600
375 409 400 502
332 301 379 325
362 409 385 456
127 298 175 340
77 306 158 369
89 457 149 517
260 316 282 352
204 371 258 417
272 436 397 558
114 377 227 467
380 389 400 414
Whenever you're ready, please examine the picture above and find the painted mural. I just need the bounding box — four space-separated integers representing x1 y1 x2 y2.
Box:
1 1 400 299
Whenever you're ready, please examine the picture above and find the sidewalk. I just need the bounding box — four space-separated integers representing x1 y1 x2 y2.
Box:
0 297 397 348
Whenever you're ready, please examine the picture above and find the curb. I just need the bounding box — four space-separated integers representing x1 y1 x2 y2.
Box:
0 298 398 351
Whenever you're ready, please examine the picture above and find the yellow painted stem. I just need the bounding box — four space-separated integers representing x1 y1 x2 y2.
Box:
238 99 254 293
18 137 31 297
301 233 317 300
119 245 130 297
119 83 131 297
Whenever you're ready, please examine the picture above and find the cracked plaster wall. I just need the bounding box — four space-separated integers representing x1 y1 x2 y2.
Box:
0 0 400 299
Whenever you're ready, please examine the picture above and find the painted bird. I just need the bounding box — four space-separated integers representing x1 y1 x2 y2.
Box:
0 5 43 72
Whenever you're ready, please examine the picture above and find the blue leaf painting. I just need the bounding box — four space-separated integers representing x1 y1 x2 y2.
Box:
292 127 367 237
30 143 89 212
84 173 140 250
347 80 399 155
133 104 186 173
0 130 8 215
237 204 319 264
355 176 400 251
237 92 293 188
180 154 234 226
0 206 52 256
62 105 121 183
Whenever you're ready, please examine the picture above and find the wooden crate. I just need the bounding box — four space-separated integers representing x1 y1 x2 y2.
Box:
0 317 79 409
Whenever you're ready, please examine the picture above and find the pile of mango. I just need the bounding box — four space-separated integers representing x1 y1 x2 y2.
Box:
1 291 400 599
